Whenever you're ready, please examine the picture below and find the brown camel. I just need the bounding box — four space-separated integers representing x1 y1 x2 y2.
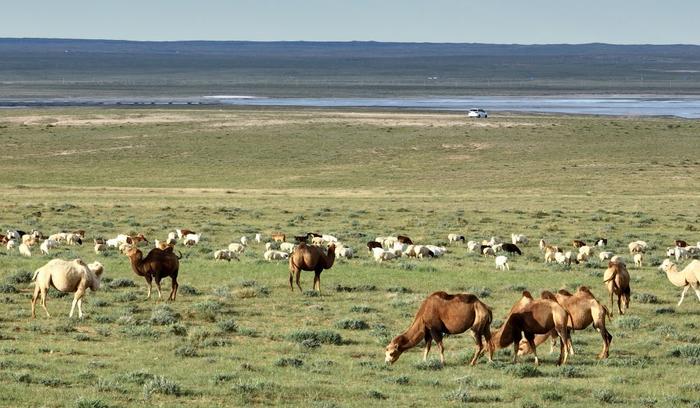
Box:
490 291 573 366
519 287 613 359
288 242 335 293
124 246 180 300
604 260 631 315
385 291 493 366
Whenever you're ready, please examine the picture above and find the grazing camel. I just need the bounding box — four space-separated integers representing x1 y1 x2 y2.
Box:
288 242 336 293
124 246 181 300
31 259 104 318
604 260 631 315
385 291 493 366
490 291 573 366
519 287 613 359
658 259 700 306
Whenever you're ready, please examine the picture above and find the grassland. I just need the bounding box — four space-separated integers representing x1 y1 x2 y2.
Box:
0 107 699 407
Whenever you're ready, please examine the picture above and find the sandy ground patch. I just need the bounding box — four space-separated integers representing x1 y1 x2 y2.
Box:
0 109 547 128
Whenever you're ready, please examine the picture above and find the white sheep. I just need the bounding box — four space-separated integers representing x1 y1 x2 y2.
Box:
426 245 447 257
467 241 479 252
40 239 60 255
598 251 614 261
610 255 625 265
336 245 354 259
482 246 496 257
184 233 202 245
106 238 121 248
228 243 246 254
578 245 593 257
167 231 178 242
240 236 249 246
634 253 644 268
577 252 588 263
214 249 239 262
31 259 104 318
448 233 465 243
66 233 82 245
511 233 528 245
94 243 107 254
255 233 262 243
414 245 432 258
265 241 280 251
6 239 17 251
495 255 509 271
372 247 396 262
554 251 569 265
264 250 289 261
675 246 690 262
322 234 338 243
280 242 296 253
19 243 32 257
311 236 325 246
49 232 68 242
628 240 648 254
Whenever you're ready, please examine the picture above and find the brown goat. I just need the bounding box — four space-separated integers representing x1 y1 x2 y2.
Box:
125 246 180 300
675 239 689 247
572 239 586 248
385 291 493 366
288 242 335 293
397 235 413 245
519 287 613 359
604 260 631 315
126 233 149 246
490 292 573 366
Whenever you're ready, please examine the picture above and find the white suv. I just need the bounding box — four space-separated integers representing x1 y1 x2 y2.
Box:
467 108 488 118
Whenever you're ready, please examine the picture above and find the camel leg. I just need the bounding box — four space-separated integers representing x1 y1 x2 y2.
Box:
289 270 294 291
295 271 302 292
678 285 690 306
693 285 700 302
599 328 612 359
422 332 433 361
524 333 538 366
470 332 485 365
31 285 40 318
155 279 163 300
40 289 50 318
549 333 558 354
313 271 321 294
170 277 178 301
512 332 522 364
483 330 493 363
432 331 445 365
69 289 84 318
144 275 153 300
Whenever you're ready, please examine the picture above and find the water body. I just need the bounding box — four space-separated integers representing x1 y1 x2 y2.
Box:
209 96 700 118
3 96 700 118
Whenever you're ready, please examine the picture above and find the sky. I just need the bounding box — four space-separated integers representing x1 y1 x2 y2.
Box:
2 0 699 44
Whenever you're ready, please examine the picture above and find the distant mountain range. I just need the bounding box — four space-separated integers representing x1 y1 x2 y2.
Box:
1 38 699 99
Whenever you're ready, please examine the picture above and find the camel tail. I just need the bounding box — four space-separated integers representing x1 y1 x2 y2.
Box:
32 268 40 281
176 251 183 260
601 304 613 319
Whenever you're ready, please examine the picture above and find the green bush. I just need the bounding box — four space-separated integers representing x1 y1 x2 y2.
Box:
287 330 343 345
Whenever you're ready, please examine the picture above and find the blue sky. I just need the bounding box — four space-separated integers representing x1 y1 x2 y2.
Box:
2 0 698 44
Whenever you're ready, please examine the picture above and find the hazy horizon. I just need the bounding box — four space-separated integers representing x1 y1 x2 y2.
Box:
2 0 699 45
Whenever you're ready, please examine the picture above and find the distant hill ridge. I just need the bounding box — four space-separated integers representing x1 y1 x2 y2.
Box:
2 37 700 57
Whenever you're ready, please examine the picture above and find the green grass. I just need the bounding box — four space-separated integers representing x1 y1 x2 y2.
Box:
0 107 699 407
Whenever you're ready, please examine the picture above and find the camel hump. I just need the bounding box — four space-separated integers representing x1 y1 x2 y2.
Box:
429 291 453 301
522 291 533 299
73 258 87 266
576 286 591 294
557 288 573 296
541 290 557 301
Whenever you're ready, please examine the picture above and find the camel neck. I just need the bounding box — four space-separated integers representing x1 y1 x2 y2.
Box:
491 320 514 350
399 318 426 351
665 267 687 286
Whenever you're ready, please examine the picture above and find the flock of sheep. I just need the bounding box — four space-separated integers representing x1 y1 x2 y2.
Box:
3 221 700 373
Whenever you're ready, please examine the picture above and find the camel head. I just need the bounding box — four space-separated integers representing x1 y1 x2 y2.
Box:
384 335 405 364
659 259 675 273
88 261 104 277
123 245 142 259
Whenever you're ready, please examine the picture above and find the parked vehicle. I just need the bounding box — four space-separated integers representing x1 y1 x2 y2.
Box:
467 108 488 118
